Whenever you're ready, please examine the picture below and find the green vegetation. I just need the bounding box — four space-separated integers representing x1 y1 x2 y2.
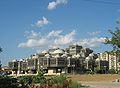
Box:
32 71 46 84
105 22 120 60
0 74 12 78
94 67 100 74
108 69 117 74
17 71 87 88
105 24 120 51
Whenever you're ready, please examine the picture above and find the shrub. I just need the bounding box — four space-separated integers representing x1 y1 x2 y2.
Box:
32 71 46 84
108 69 116 74
52 75 67 84
17 76 32 88
117 70 120 74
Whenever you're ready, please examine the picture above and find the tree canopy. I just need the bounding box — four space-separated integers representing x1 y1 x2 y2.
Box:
105 27 120 51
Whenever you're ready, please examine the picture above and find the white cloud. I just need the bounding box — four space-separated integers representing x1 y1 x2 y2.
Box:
48 0 68 10
27 30 41 39
48 1 57 10
47 30 63 37
75 37 106 48
18 38 47 48
18 30 106 52
18 31 48 48
54 30 75 46
18 30 75 49
35 17 49 27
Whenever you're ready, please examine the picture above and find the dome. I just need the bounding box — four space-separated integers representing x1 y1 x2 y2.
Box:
72 55 76 58
85 56 90 60
42 50 48 54
45 54 50 58
72 55 74 58
61 54 67 57
55 54 60 58
12 59 17 62
19 59 23 61
67 56 71 59
53 49 65 54
96 58 100 61
65 51 68 54
76 54 80 58
89 53 94 57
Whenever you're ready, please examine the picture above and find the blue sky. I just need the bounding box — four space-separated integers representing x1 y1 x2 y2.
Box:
0 0 120 65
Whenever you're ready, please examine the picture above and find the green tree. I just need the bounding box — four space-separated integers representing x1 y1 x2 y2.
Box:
105 22 120 61
105 28 120 51
108 69 116 74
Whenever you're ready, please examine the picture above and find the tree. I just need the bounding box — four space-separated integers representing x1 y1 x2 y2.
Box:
105 22 120 62
105 23 120 51
0 47 2 69
0 47 2 53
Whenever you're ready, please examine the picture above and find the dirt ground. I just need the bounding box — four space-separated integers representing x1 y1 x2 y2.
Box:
68 74 120 88
68 74 120 82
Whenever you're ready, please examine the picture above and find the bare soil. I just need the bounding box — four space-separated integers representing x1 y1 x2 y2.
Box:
68 74 120 82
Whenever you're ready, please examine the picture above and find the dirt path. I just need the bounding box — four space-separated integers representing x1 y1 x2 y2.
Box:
80 81 120 88
69 74 120 82
69 74 120 88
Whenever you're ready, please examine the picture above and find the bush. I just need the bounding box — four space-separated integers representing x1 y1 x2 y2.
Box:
108 69 116 74
0 78 18 88
17 76 32 87
94 67 100 74
117 70 120 74
52 75 67 84
32 71 46 84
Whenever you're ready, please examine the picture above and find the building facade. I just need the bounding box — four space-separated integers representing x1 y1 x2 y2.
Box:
9 45 120 75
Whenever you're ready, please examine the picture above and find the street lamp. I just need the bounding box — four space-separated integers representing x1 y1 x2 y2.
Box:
104 66 107 74
40 66 43 71
72 64 75 75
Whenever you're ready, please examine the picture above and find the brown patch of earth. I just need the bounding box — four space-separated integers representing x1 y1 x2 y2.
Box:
68 74 120 82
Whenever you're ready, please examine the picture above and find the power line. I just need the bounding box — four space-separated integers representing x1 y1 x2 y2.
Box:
83 0 120 6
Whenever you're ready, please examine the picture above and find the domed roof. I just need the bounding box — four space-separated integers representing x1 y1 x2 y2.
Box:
89 53 94 57
53 49 65 54
45 54 50 58
72 55 76 58
61 54 67 57
42 50 48 54
85 56 90 60
76 54 80 58
55 54 60 58
19 59 23 61
65 51 68 54
12 59 17 62
67 56 71 59
96 58 100 61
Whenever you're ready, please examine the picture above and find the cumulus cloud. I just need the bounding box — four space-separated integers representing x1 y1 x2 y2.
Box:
18 31 48 48
47 30 63 37
35 17 50 27
18 29 106 52
48 0 68 10
54 30 75 45
75 37 106 48
18 30 75 49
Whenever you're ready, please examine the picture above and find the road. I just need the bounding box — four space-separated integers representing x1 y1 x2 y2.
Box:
80 81 120 88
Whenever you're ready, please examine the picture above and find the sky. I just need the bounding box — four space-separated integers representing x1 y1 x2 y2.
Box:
0 0 120 66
